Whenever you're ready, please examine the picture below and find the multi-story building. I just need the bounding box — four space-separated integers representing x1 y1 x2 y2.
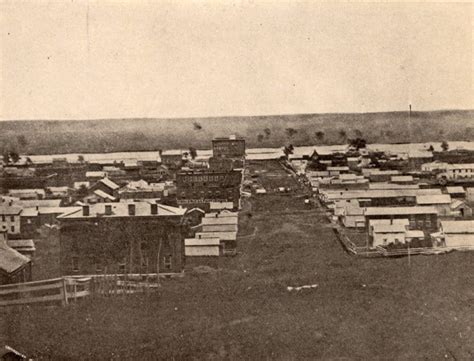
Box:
0 203 22 238
58 201 188 275
176 170 242 211
212 135 246 159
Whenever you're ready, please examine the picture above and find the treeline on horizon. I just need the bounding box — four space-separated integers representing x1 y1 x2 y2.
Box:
1 110 473 156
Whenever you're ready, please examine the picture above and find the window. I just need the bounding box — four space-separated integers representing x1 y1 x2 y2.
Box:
72 257 79 272
163 255 172 270
10 216 14 222
1 215 4 222
10 226 15 233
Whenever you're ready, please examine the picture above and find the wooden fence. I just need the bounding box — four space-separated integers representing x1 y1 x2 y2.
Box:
0 273 166 307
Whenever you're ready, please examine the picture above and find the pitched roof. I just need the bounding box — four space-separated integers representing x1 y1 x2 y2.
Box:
0 204 22 215
185 238 221 246
391 175 414 182
450 199 468 210
99 178 120 190
16 199 62 208
201 216 238 225
405 230 425 238
210 202 234 210
86 171 107 178
364 207 438 216
7 239 36 253
58 202 186 219
416 195 452 205
202 224 238 232
372 223 407 233
441 220 474 234
93 189 116 200
0 243 31 274
195 231 237 240
446 186 465 194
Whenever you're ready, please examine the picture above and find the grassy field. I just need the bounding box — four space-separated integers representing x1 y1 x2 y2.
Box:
1 110 473 155
1 160 473 360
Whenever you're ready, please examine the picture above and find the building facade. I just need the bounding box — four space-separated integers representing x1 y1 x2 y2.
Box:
212 136 246 158
58 202 188 275
176 170 242 211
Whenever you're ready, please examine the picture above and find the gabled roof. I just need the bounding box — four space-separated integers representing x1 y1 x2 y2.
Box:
416 195 451 205
372 223 407 233
441 220 474 234
16 199 62 208
99 178 120 190
405 230 425 238
450 199 469 210
195 231 237 240
0 243 31 274
364 207 438 216
86 171 107 178
93 189 116 201
0 205 22 215
446 186 465 194
201 216 238 225
7 239 36 253
185 238 221 246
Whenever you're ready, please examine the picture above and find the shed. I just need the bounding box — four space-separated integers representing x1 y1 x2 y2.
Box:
0 233 32 285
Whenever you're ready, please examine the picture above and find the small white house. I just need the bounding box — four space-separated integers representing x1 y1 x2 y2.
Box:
372 223 407 247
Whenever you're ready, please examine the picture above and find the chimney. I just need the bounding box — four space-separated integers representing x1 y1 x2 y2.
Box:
128 204 136 216
82 205 90 216
150 203 158 215
105 205 112 216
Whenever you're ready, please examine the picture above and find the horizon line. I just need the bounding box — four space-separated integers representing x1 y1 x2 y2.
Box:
1 108 472 123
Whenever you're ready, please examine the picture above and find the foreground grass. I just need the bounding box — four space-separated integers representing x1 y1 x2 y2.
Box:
1 161 473 360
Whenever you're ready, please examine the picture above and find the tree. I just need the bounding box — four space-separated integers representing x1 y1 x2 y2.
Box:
9 151 20 163
285 128 298 139
428 145 434 152
2 150 10 164
349 138 367 150
315 131 325 142
338 129 347 142
77 155 85 163
257 134 264 143
17 135 28 148
263 128 271 138
193 122 202 131
183 151 189 159
25 157 33 165
441 141 449 152
77 184 89 198
283 144 294 157
189 147 197 160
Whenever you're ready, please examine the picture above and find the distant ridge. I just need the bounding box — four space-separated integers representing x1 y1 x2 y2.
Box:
1 110 473 155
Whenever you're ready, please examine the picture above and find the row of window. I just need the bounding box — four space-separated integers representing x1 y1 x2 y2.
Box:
181 175 226 182
1 225 15 232
1 215 16 222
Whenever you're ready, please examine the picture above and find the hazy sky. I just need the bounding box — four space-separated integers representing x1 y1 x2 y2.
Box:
0 1 472 120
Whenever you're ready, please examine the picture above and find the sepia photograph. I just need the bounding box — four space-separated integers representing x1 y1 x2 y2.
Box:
0 1 473 359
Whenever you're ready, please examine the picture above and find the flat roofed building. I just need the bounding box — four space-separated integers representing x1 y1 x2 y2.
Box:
176 169 242 211
212 136 246 158
364 206 438 233
58 202 187 275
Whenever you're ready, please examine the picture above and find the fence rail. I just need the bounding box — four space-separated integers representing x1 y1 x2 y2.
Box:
0 273 169 307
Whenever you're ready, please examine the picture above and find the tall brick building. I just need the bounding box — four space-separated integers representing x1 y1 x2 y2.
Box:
212 135 246 159
176 170 242 211
58 202 188 275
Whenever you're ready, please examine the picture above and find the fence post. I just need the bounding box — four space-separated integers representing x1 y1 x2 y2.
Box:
61 278 68 306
